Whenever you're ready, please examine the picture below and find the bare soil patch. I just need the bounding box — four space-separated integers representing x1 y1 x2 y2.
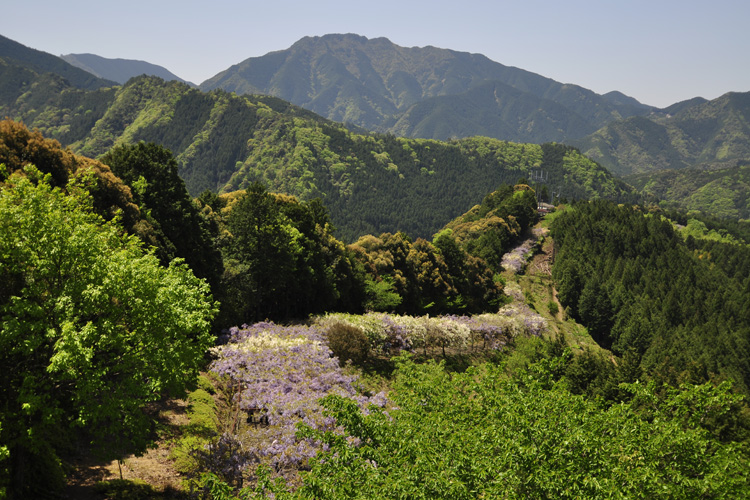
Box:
63 399 190 499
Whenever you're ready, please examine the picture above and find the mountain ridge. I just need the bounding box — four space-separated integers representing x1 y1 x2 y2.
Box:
199 33 654 143
0 33 116 90
3 32 749 224
573 91 750 176
0 60 636 240
61 53 195 86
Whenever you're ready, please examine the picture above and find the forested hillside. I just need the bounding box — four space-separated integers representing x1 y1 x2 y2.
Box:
2 121 750 498
551 200 750 393
200 33 653 143
386 79 594 142
627 163 750 220
0 69 636 240
574 92 750 176
0 121 542 324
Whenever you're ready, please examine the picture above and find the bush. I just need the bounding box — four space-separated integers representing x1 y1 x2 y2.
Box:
186 389 218 435
170 384 220 479
170 434 210 476
196 374 216 395
326 322 370 365
547 301 559 316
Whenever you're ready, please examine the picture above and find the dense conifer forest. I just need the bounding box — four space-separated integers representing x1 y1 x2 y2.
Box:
551 201 750 394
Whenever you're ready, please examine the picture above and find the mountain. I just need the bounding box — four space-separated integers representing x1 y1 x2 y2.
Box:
200 34 654 143
661 96 708 116
0 65 636 240
573 92 750 176
386 79 593 143
0 34 115 90
626 163 750 219
602 90 654 110
61 53 195 86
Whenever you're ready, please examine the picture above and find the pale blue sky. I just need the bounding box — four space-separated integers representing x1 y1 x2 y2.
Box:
3 0 748 108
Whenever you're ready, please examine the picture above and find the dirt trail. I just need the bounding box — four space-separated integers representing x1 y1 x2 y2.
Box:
525 227 565 323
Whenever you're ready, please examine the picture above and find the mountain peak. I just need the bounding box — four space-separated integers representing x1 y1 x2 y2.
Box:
199 34 652 143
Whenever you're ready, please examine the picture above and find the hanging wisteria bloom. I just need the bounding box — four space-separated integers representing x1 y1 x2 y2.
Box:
502 227 545 273
209 322 387 480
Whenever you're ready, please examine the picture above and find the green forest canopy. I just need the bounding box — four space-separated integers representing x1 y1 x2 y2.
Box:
0 168 217 498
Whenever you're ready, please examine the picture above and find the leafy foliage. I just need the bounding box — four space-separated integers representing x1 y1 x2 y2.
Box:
0 119 165 249
324 322 371 365
278 357 749 499
100 142 224 286
219 182 365 325
0 170 217 497
444 183 539 271
349 230 505 315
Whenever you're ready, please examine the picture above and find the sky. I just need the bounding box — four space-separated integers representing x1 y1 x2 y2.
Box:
3 0 749 108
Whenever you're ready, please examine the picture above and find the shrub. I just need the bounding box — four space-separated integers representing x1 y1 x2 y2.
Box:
171 384 219 478
186 388 218 435
547 301 559 316
170 434 210 477
326 321 371 365
196 374 217 394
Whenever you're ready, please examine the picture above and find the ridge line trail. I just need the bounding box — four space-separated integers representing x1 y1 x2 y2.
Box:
525 227 565 323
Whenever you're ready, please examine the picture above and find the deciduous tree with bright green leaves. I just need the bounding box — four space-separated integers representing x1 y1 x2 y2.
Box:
0 167 218 498
291 356 749 499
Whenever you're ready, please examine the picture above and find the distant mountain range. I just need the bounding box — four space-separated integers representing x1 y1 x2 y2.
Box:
61 53 194 86
573 92 750 176
200 34 655 144
1 32 749 224
0 36 635 240
0 34 115 90
0 69 635 240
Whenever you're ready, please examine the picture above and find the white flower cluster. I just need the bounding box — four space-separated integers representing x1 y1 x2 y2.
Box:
211 331 321 356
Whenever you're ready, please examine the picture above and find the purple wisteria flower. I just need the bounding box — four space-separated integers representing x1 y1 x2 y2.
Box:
501 230 544 273
209 322 387 479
